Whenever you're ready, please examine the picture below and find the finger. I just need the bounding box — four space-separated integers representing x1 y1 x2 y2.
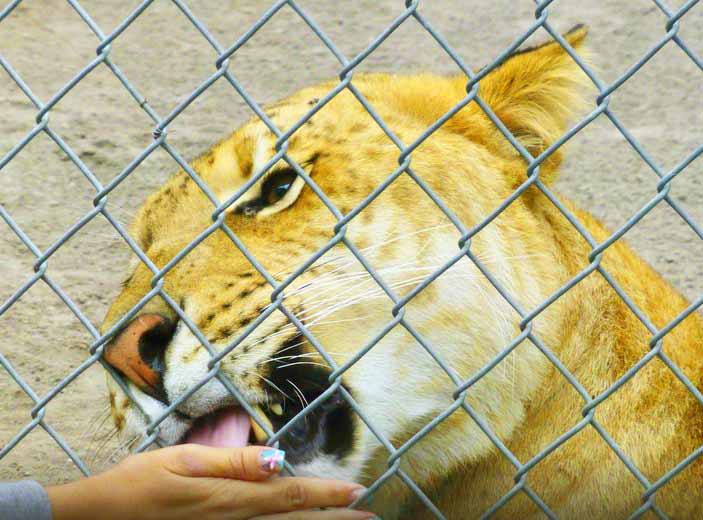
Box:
233 477 367 517
251 508 376 520
164 444 286 481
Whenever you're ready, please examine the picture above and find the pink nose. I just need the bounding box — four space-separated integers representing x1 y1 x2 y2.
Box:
103 314 174 401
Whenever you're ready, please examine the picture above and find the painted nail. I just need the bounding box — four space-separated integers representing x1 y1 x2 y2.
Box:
259 448 286 472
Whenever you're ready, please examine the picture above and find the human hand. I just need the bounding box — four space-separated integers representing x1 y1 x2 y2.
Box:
47 444 374 520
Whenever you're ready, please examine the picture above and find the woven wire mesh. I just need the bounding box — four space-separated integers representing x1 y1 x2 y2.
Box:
1 0 702 518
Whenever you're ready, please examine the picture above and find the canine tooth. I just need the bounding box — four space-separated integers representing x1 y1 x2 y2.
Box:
250 406 273 443
270 403 283 416
250 419 267 444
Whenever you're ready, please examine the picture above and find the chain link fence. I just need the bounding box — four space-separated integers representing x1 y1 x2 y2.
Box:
1 0 702 518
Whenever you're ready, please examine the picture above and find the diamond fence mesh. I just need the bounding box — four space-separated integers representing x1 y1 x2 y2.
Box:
1 0 702 518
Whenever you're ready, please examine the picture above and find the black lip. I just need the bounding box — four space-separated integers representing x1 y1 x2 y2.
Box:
264 335 355 465
267 385 353 464
176 335 355 463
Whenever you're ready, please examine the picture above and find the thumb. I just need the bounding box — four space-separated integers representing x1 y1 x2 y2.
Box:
165 444 286 481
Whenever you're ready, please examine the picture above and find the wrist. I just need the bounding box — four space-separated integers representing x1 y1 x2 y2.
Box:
46 473 119 520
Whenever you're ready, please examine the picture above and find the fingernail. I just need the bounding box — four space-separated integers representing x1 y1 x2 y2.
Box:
259 448 285 472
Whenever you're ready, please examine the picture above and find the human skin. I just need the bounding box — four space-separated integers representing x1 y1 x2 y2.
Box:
46 445 374 520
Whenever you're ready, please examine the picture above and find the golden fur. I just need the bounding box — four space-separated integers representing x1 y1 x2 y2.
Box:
101 26 703 518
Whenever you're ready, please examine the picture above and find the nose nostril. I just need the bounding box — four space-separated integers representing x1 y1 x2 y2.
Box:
104 313 176 403
138 318 176 373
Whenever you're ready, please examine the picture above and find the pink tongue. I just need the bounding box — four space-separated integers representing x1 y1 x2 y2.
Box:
184 407 251 448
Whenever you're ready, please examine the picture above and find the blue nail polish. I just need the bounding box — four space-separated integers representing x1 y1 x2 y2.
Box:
260 448 285 471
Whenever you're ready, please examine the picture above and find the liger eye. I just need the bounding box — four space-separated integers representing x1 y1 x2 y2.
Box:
261 169 297 206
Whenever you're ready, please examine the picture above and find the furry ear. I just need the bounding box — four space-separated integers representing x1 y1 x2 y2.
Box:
477 25 590 181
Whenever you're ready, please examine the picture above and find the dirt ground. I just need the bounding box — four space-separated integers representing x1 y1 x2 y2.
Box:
1 0 701 486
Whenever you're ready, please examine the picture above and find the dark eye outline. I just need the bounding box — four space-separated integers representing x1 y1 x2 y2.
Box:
261 168 298 206
235 160 315 217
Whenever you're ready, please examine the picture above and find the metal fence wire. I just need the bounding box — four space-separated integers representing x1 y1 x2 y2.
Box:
1 0 702 518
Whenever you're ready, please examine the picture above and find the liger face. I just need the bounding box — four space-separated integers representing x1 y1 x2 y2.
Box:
100 80 494 483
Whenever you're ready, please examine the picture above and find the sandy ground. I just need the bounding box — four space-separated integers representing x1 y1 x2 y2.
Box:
1 0 701 487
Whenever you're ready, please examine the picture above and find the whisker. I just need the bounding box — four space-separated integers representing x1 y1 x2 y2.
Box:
262 350 345 364
82 408 111 443
272 221 453 282
249 371 294 402
287 379 309 410
101 433 140 467
276 361 330 370
91 427 120 466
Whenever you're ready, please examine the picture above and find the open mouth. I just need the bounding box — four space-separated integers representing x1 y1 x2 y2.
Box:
179 364 354 465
